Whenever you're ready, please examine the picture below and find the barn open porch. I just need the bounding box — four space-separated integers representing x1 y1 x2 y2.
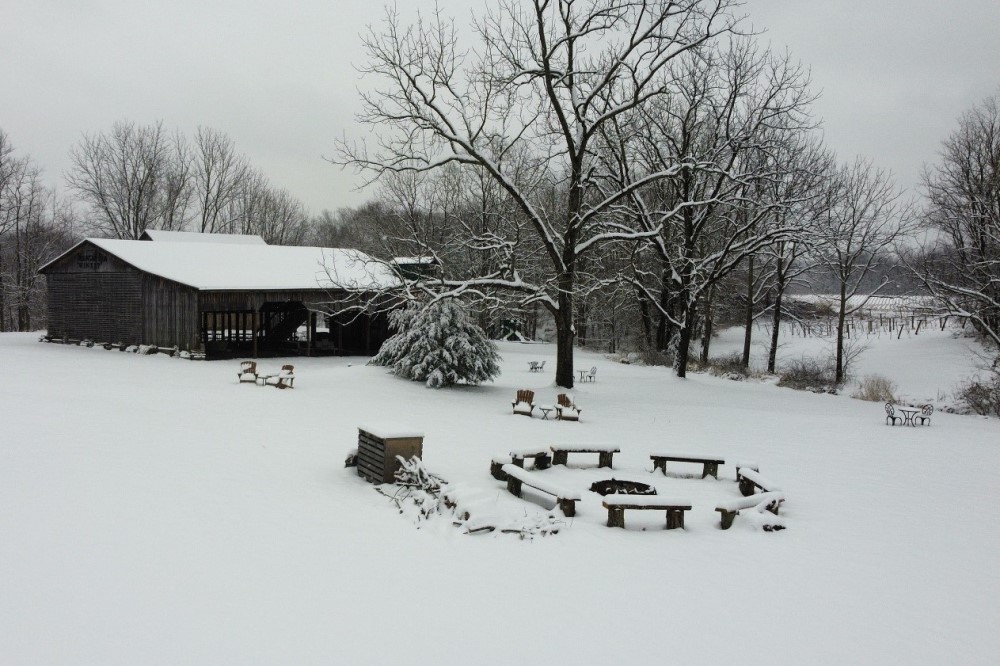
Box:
199 301 389 360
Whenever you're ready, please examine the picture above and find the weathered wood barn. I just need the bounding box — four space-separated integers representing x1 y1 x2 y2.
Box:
39 234 399 359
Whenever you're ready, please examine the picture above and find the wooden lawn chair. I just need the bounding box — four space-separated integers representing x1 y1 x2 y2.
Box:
265 364 295 389
512 389 536 416
238 360 258 383
555 393 581 421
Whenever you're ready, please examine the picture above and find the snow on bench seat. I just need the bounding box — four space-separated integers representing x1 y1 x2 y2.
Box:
601 495 691 508
716 492 785 514
550 444 619 467
507 448 552 469
501 464 580 517
601 495 692 529
509 447 549 457
737 468 780 496
649 453 725 479
500 465 581 500
553 444 621 452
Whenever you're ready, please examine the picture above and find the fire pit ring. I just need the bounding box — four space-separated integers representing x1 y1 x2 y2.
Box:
589 479 657 496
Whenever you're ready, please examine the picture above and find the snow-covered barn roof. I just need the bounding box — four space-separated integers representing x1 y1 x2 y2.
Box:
40 239 400 292
139 230 268 245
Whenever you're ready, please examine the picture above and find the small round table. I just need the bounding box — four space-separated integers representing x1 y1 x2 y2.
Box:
538 405 554 420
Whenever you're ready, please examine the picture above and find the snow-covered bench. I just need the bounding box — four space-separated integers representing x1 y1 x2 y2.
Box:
550 444 619 468
490 455 512 480
715 492 786 530
501 464 580 517
650 453 725 479
601 495 692 530
737 468 780 497
509 447 551 470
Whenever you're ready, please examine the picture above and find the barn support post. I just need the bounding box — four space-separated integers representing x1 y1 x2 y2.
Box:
252 310 259 359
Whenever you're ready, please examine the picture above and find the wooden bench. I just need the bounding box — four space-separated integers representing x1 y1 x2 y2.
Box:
715 492 786 529
501 464 580 517
650 453 725 479
602 495 692 530
737 468 780 497
490 456 512 480
509 447 551 470
550 445 619 468
512 389 536 416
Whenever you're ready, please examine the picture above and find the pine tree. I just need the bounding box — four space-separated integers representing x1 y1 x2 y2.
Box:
369 300 501 388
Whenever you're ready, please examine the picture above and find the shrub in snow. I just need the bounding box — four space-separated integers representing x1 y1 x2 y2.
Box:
777 358 838 392
369 300 501 388
852 374 897 402
957 372 1000 417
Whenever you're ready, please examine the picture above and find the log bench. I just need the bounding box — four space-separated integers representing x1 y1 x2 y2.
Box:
509 447 552 470
550 444 620 468
490 456 512 481
737 468 780 497
500 464 580 517
650 453 725 479
601 495 692 530
715 492 786 529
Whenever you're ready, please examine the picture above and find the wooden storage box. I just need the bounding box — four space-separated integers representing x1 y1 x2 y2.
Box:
356 425 424 483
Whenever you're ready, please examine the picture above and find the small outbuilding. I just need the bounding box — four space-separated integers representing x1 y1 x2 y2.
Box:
39 236 399 359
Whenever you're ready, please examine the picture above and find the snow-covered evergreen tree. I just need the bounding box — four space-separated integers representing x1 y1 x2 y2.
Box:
369 300 501 388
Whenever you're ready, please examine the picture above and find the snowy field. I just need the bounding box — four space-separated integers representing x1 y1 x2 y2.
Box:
2 329 998 664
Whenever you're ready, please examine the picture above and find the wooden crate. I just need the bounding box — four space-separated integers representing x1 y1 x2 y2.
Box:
357 426 424 484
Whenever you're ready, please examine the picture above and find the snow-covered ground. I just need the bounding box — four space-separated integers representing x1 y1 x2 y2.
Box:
1 329 997 664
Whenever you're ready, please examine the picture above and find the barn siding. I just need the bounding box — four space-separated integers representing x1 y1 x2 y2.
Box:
142 277 199 349
46 272 143 343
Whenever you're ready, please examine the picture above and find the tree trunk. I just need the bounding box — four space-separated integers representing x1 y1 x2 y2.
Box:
835 284 847 383
741 256 754 368
675 298 697 378
0 247 5 332
700 286 715 364
554 309 575 389
768 285 784 374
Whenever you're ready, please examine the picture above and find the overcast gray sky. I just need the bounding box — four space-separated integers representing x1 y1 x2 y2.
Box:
3 0 999 215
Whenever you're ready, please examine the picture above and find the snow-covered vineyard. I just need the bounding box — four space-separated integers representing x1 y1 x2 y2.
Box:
2 328 998 663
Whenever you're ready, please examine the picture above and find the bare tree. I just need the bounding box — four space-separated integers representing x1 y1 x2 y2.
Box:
0 134 75 331
224 168 309 244
813 158 913 383
912 93 1000 348
337 0 739 387
616 40 817 376
65 120 192 239
193 127 248 233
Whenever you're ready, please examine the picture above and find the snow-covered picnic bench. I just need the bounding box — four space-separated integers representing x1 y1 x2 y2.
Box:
550 444 619 468
501 464 580 517
509 447 552 470
737 468 780 497
650 453 725 479
601 495 692 530
715 492 786 530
